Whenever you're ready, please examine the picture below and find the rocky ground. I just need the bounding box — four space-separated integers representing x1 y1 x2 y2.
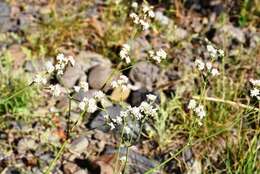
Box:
0 0 259 174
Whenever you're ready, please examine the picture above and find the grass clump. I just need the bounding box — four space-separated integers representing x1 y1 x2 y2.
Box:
0 51 38 119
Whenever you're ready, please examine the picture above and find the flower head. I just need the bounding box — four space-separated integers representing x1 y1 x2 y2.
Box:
188 99 197 110
45 61 55 74
49 84 63 97
120 44 131 64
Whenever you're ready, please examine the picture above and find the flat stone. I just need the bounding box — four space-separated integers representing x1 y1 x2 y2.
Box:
88 65 113 90
69 136 89 154
17 138 37 154
129 61 160 91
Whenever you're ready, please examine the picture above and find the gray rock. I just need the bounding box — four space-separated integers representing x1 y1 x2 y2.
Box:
3 167 21 174
17 138 37 154
129 61 160 91
63 162 79 174
59 63 86 88
77 51 111 71
223 25 246 43
69 136 89 154
105 146 162 174
173 27 188 41
75 169 88 174
89 105 122 131
59 51 111 88
129 37 151 61
88 65 113 90
0 2 11 32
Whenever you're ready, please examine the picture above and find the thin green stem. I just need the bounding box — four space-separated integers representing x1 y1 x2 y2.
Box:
44 110 86 174
44 140 68 174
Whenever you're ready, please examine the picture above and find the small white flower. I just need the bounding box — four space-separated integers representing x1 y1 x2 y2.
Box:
195 59 205 71
122 44 130 51
86 98 97 113
147 94 157 102
150 48 167 63
120 156 127 161
207 45 218 58
111 75 129 91
94 91 105 100
33 74 47 85
129 106 143 120
80 81 89 92
250 88 260 97
73 86 81 92
211 68 220 76
148 10 155 18
115 116 123 124
130 13 140 24
155 11 169 25
120 44 131 64
140 101 157 117
49 84 63 97
56 53 66 62
206 62 212 70
111 81 118 88
250 79 260 87
140 19 150 30
119 75 128 83
104 114 109 120
124 126 131 135
108 122 115 130
131 2 138 9
218 49 224 57
156 49 167 59
45 61 55 73
143 5 150 13
120 111 128 118
194 105 206 119
78 101 86 110
78 97 97 113
188 99 197 110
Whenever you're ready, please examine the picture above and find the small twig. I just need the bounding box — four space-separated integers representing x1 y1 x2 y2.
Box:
66 95 72 139
192 96 260 112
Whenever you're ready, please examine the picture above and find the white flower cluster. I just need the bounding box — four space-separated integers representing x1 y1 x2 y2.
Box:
129 3 155 30
106 94 158 131
73 81 89 93
195 60 220 76
119 44 131 64
33 53 75 97
148 48 167 63
206 44 224 59
49 84 65 97
78 91 105 113
188 99 206 124
249 79 260 100
48 53 75 75
111 75 130 91
78 97 97 113
33 74 47 85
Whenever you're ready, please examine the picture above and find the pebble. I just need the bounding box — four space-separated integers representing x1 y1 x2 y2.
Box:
17 138 37 154
63 162 79 174
88 65 113 90
0 2 11 32
129 61 160 91
69 136 89 154
89 105 122 131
